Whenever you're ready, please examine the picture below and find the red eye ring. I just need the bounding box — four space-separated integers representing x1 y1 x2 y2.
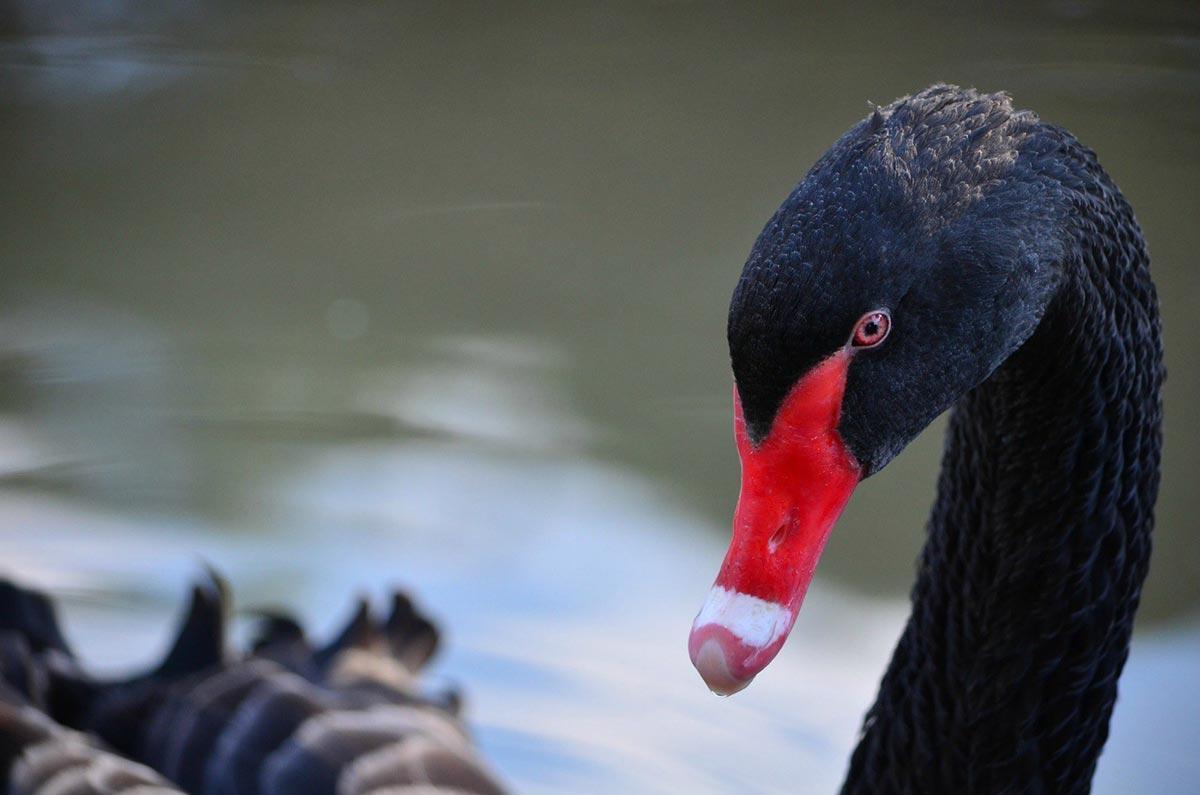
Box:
851 310 891 348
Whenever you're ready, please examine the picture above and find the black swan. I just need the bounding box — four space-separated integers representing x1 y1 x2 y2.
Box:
0 84 1164 795
688 85 1162 793
0 574 507 794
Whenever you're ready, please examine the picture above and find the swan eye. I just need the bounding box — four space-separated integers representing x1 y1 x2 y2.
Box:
851 310 890 348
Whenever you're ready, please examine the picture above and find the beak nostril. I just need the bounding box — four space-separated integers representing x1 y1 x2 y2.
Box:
768 520 790 552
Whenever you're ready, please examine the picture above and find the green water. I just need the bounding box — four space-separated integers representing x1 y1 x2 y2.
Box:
1 3 1198 793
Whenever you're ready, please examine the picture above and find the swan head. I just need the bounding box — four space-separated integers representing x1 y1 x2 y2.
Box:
691 85 1072 695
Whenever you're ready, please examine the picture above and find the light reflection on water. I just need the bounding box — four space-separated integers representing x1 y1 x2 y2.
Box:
0 321 1196 794
2 2 1199 791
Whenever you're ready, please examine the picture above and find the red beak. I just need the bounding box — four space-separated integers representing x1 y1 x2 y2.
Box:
689 349 861 695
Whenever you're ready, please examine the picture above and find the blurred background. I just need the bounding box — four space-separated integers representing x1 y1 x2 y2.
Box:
1 2 1197 793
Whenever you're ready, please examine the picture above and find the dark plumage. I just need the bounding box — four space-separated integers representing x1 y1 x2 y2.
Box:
728 85 1162 793
0 83 1165 795
1 677 185 794
0 575 505 795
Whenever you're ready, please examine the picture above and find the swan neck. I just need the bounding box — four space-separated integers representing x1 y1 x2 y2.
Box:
843 176 1163 793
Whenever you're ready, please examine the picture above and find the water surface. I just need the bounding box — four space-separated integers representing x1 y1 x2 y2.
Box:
1 3 1198 792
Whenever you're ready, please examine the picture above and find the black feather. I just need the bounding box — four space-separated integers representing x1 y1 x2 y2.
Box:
155 575 227 679
313 598 375 671
728 84 1162 793
383 592 439 671
0 581 71 656
0 576 506 794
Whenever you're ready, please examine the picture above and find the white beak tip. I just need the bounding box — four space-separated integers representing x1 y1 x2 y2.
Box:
692 637 753 696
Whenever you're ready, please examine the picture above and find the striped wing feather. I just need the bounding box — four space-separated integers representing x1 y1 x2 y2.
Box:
0 577 505 795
